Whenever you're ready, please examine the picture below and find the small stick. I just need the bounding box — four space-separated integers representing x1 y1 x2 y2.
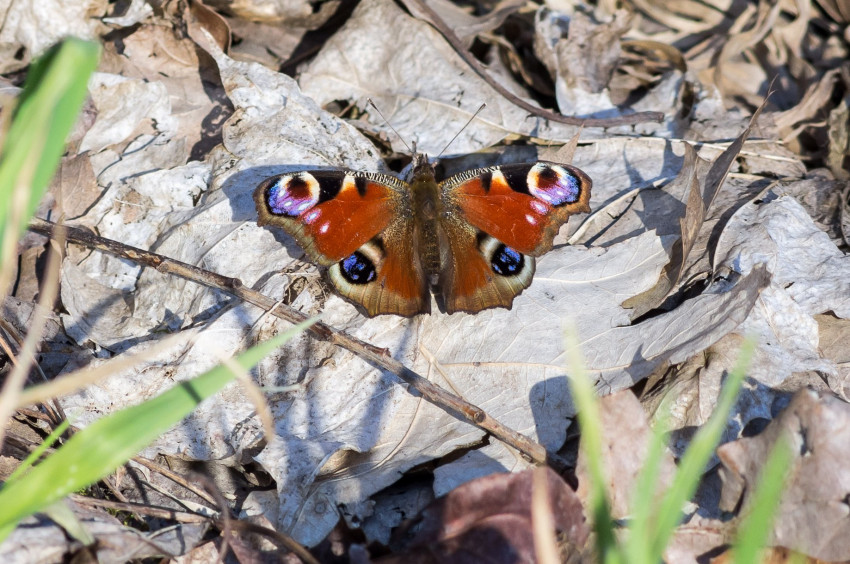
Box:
29 218 571 474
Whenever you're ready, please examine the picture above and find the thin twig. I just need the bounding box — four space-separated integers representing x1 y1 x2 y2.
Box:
130 456 220 508
28 218 569 473
406 0 664 128
71 494 322 563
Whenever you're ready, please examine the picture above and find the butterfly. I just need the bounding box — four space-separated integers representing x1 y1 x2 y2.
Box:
254 152 592 317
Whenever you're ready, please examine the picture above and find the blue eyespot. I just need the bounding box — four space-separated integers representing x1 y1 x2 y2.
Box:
491 245 523 276
530 165 581 206
340 252 377 284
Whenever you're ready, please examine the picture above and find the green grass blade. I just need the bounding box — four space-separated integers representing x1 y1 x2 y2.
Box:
731 435 792 563
649 338 756 558
5 419 70 485
0 38 100 271
0 319 315 536
564 325 621 564
622 404 671 564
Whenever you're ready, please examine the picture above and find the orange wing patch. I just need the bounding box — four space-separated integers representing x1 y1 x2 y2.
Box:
443 163 591 256
255 172 404 265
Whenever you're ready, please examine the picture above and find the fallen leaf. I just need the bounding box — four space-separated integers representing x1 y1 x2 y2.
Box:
717 389 850 561
374 468 589 564
575 390 678 519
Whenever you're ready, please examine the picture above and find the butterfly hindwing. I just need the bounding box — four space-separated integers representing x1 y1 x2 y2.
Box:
441 162 592 256
328 220 430 316
438 219 536 314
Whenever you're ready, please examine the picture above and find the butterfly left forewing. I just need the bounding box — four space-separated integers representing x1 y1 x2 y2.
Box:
437 161 592 313
255 169 430 316
254 170 404 265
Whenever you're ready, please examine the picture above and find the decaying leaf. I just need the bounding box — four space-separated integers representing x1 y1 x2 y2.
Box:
575 390 677 519
717 389 850 561
375 468 589 564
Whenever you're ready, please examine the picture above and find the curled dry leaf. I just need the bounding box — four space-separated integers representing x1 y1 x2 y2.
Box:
624 98 768 320
575 390 677 519
374 468 589 564
717 389 850 561
534 8 633 108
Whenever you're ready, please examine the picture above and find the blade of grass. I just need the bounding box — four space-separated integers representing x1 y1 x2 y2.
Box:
0 319 316 538
0 38 99 297
731 434 792 563
564 324 620 564
622 404 672 564
649 338 756 558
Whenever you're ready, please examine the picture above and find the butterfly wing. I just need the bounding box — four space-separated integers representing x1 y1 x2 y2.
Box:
255 170 429 316
442 162 592 255
437 219 536 314
438 162 592 313
255 170 402 265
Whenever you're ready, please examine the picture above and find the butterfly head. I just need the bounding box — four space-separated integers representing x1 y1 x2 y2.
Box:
410 150 437 184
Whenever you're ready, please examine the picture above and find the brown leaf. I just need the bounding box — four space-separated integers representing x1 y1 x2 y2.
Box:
377 468 589 564
50 153 99 220
717 389 850 561
816 314 850 400
188 0 231 53
575 390 677 519
552 10 633 93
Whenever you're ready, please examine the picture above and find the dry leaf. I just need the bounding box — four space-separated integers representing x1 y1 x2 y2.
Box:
575 390 677 519
717 389 850 561
375 468 589 564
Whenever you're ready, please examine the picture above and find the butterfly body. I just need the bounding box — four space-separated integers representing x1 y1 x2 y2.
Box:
255 153 591 317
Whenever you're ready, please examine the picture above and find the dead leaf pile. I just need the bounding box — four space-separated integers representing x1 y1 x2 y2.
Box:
1 0 849 561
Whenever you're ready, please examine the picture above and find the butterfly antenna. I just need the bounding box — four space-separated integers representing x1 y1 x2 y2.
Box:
436 103 486 160
367 98 414 154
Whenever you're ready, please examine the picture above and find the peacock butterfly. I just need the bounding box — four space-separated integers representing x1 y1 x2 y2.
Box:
254 151 592 317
